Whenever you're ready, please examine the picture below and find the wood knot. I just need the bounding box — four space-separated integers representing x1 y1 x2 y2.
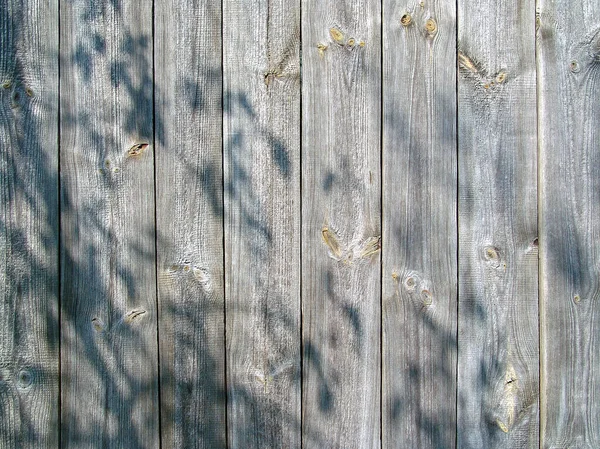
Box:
421 289 433 306
317 43 328 58
92 317 106 332
400 14 412 27
329 27 345 44
570 60 580 73
321 226 342 260
128 142 149 157
425 18 437 34
17 369 33 389
125 309 146 324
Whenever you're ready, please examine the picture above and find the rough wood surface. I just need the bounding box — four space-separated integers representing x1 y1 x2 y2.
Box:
154 2 226 448
223 0 301 447
381 1 457 447
301 1 381 447
538 0 600 447
59 1 159 447
0 1 59 447
457 0 539 447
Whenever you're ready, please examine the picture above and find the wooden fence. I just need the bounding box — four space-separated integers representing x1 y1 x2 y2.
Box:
1 0 598 447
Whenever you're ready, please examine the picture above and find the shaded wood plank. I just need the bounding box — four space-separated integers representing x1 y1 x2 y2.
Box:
537 1 600 447
59 1 159 446
382 1 457 447
154 1 226 447
457 0 539 447
0 0 59 447
301 1 381 447
223 0 301 447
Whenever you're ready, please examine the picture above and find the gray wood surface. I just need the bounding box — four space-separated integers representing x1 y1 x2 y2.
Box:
457 0 539 447
382 1 457 447
0 1 59 447
154 2 226 448
59 1 159 447
301 1 381 447
5 1 600 446
538 0 600 447
223 1 301 447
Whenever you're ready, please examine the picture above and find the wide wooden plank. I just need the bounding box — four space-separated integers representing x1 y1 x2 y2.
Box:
223 0 301 447
59 1 159 447
0 0 59 447
538 1 600 447
301 1 381 447
381 1 457 447
457 0 539 447
154 2 226 447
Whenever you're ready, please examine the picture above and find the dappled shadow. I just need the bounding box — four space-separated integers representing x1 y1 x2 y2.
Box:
0 1 560 449
222 3 302 445
59 0 159 446
1 1 59 447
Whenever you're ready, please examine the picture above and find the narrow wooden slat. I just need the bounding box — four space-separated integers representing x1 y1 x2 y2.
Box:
0 0 59 447
155 2 226 447
457 0 539 447
301 1 381 447
60 1 159 446
382 1 457 447
223 0 301 447
538 0 600 446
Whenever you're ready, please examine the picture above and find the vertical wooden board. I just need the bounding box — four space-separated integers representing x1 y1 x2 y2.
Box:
155 1 226 448
538 0 600 447
301 1 381 447
457 0 539 447
223 0 301 447
60 1 158 447
0 0 59 447
382 1 457 448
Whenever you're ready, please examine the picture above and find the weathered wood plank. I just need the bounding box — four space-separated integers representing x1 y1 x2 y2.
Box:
457 0 539 447
223 1 301 447
538 1 600 447
381 1 457 447
60 1 159 447
0 0 59 447
154 2 226 447
301 1 381 447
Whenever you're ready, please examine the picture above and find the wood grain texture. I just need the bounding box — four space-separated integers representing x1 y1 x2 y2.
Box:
382 1 457 448
301 1 381 447
457 0 539 447
155 2 226 448
0 0 59 447
59 1 159 447
538 1 600 447
223 0 301 447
